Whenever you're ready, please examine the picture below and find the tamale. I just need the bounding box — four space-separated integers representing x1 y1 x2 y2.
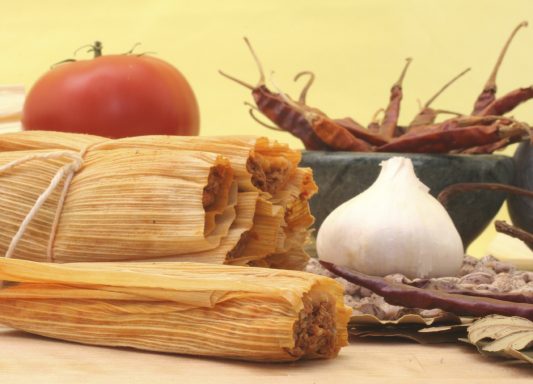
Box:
261 168 317 269
0 258 351 362
0 131 316 269
0 147 236 262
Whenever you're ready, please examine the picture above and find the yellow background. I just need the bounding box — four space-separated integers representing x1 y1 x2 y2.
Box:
1 0 532 257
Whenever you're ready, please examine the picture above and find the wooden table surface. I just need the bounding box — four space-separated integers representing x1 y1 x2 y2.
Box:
0 325 530 383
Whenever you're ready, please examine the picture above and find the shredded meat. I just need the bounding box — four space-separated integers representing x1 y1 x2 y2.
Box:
265 165 290 194
225 231 252 260
246 154 290 195
247 156 267 191
288 295 337 358
202 165 227 209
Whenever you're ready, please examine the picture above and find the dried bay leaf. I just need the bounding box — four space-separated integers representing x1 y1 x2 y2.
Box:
349 317 472 344
350 311 462 326
350 326 466 344
467 315 533 364
418 317 474 333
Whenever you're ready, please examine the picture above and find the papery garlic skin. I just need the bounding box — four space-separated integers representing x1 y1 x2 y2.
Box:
316 157 464 279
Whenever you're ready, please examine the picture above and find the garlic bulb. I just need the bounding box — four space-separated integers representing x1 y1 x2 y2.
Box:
316 157 464 279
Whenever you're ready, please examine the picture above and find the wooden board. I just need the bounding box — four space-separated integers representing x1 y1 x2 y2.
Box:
0 325 530 383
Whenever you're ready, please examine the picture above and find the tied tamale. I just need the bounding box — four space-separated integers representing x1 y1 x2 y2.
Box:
0 147 236 262
0 258 351 362
0 131 316 269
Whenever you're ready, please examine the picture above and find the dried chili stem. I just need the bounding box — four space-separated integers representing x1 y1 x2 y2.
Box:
219 70 255 90
218 37 268 90
495 220 533 248
437 182 533 208
294 71 315 104
473 21 528 115
409 68 470 127
244 37 266 86
424 68 471 110
320 261 533 320
245 104 284 131
380 58 412 139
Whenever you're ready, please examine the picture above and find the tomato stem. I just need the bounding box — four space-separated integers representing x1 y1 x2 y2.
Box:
72 41 103 58
91 41 103 58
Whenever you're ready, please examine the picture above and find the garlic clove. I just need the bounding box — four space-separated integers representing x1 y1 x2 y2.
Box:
316 156 464 279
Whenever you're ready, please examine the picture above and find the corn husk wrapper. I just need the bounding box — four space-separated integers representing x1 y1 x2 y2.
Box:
0 146 236 262
0 258 351 362
150 192 259 264
0 131 316 269
0 130 104 151
93 135 302 194
92 135 316 266
0 132 301 194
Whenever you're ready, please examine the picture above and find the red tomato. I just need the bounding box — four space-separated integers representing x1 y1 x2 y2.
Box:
22 50 199 138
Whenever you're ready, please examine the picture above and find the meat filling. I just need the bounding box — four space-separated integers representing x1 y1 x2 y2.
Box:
202 164 228 210
288 295 337 359
246 154 291 195
225 231 252 260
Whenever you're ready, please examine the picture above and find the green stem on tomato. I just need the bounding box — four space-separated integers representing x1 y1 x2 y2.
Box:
91 41 103 58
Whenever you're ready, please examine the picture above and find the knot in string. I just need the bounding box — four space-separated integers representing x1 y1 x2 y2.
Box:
1 150 86 261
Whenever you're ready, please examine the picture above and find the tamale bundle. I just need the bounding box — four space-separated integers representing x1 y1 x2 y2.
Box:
0 258 351 362
0 147 236 262
0 131 316 268
97 135 318 269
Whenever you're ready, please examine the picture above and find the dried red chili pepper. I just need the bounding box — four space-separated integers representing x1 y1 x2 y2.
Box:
309 114 373 152
398 278 533 304
394 111 508 136
289 70 389 147
437 288 533 304
320 261 533 320
378 119 530 153
219 38 329 150
334 117 389 146
473 21 528 115
223 27 532 155
459 137 515 154
379 58 412 139
478 86 533 116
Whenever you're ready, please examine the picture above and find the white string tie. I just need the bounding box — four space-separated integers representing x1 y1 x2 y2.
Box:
1 151 85 260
